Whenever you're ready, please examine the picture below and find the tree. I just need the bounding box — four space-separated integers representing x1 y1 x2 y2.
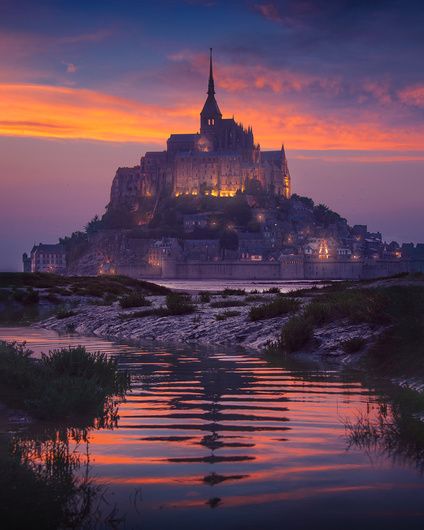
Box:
85 215 102 234
291 194 314 209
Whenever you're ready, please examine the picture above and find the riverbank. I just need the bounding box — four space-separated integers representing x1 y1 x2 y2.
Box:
33 274 423 375
1 272 423 376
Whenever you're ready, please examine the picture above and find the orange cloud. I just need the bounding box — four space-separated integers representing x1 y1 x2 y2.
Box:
0 83 198 143
0 82 423 151
398 85 424 108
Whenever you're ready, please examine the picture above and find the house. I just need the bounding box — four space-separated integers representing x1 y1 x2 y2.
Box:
28 243 67 273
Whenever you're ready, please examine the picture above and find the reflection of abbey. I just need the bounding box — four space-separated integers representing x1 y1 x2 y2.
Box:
110 49 291 207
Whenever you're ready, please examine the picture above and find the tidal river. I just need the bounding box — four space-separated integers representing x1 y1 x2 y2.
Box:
1 327 423 530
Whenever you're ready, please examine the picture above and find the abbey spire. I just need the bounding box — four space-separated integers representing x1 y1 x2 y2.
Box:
200 48 222 132
208 47 215 95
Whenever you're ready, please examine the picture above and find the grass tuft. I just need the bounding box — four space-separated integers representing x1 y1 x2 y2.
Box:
249 296 300 321
0 341 129 420
215 310 241 321
119 293 152 309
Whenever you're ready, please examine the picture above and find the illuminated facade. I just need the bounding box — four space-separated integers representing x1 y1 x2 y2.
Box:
110 49 291 209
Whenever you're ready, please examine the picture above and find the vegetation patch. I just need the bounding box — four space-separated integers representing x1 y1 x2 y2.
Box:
210 299 247 309
0 272 169 296
221 288 246 296
303 288 389 326
119 292 152 309
0 341 129 420
249 296 300 321
56 308 77 320
280 315 313 353
215 310 241 321
345 386 424 473
199 291 211 303
245 294 267 303
263 287 280 294
165 292 195 315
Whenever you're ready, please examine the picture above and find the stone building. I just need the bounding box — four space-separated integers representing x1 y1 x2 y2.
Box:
27 243 67 273
110 49 291 211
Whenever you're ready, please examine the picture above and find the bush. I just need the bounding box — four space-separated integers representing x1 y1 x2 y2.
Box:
0 342 129 419
341 337 366 354
222 288 245 296
264 287 280 294
245 294 266 302
166 292 195 315
303 289 390 326
199 291 211 303
249 297 300 321
215 310 241 321
280 316 313 352
210 299 247 308
56 308 77 319
119 293 152 309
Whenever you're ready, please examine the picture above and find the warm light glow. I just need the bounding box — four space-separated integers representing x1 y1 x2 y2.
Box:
2 82 422 150
318 240 330 259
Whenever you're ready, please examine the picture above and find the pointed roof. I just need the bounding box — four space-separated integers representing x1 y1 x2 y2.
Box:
208 47 215 96
201 48 222 117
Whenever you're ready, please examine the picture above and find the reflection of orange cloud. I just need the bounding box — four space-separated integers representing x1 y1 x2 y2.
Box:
1 82 424 150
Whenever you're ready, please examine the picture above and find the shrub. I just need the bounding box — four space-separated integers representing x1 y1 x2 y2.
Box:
280 316 313 352
303 289 390 326
222 288 245 296
341 337 366 354
199 291 211 303
245 294 267 303
56 308 77 319
215 310 241 321
119 293 152 309
166 292 195 315
0 341 129 419
249 297 300 321
264 287 280 294
210 300 247 309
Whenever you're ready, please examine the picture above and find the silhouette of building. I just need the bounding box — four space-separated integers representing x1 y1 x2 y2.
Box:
27 243 67 273
110 49 291 210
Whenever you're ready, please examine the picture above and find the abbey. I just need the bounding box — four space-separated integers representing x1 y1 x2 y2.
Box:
110 50 291 209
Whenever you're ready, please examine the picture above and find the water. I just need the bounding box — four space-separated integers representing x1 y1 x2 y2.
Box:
154 279 327 293
1 327 424 529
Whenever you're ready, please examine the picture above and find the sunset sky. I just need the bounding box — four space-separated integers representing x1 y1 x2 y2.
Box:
1 0 423 270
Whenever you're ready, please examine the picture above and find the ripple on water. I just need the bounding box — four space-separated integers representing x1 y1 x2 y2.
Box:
0 327 424 530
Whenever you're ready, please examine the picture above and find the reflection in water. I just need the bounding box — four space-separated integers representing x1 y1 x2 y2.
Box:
1 395 123 529
345 397 424 474
0 328 424 530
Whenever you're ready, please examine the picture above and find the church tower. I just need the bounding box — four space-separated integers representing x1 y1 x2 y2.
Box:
200 48 222 134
